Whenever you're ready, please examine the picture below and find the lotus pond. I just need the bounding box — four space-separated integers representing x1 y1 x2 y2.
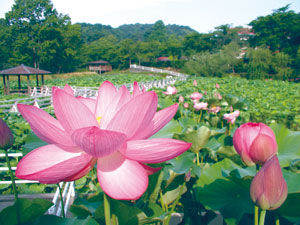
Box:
1 74 300 225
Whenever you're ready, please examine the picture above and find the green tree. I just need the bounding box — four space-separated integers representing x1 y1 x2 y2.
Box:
246 48 273 79
145 20 167 42
272 52 293 80
0 19 12 69
183 32 215 56
249 5 300 56
4 0 82 72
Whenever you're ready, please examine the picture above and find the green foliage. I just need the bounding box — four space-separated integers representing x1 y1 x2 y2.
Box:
0 198 53 225
183 42 240 77
2 0 82 73
249 5 300 56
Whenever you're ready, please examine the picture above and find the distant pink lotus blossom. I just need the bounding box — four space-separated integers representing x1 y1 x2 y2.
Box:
190 92 203 101
179 96 184 103
194 102 208 111
184 103 189 108
16 81 191 200
193 80 197 86
216 83 220 89
223 110 240 124
203 90 207 95
217 93 222 100
209 106 221 113
163 86 177 95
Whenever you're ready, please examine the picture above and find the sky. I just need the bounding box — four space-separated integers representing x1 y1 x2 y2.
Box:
0 0 300 33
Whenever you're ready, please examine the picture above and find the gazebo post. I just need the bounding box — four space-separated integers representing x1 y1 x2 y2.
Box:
2 75 6 94
27 75 31 94
17 75 21 93
36 74 39 87
41 74 44 86
6 75 10 94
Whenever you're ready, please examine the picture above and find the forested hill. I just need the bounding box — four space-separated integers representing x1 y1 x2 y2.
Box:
78 21 196 43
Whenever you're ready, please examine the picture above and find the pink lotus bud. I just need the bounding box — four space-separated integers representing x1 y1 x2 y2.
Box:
216 83 220 89
230 106 233 112
233 122 277 166
194 102 208 111
184 103 189 108
179 96 184 103
250 156 287 210
163 86 177 95
0 118 14 149
223 110 240 125
217 93 222 100
193 80 197 86
185 171 191 182
190 92 203 101
203 90 207 95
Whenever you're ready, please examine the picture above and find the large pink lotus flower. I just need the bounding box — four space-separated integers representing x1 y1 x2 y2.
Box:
190 92 203 101
0 118 14 149
16 81 191 200
163 86 177 95
223 110 240 124
250 155 287 210
233 122 277 166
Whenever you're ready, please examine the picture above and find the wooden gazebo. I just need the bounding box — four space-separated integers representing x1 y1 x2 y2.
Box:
87 60 112 74
0 64 51 94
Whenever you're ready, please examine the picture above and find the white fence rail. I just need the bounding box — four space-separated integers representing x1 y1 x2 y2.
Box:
1 66 187 113
130 64 189 80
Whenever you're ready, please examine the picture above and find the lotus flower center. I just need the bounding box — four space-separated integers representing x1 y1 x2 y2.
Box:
96 116 102 125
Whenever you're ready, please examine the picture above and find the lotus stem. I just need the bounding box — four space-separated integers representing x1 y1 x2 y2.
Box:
160 190 167 211
196 152 200 166
164 183 186 225
198 110 202 123
4 148 20 224
57 183 65 218
104 193 111 225
275 217 280 225
254 206 259 225
259 210 266 225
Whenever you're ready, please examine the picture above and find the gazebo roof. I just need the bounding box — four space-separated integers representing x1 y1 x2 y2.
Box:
0 64 51 75
87 60 109 65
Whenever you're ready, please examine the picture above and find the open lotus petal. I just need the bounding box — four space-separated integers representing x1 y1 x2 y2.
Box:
71 126 126 157
97 152 148 200
107 91 157 139
76 96 96 113
18 104 74 146
16 144 93 184
120 138 191 163
131 103 178 140
53 88 98 132
63 84 74 95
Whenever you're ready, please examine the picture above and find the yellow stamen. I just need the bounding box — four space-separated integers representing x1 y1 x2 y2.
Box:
96 116 102 125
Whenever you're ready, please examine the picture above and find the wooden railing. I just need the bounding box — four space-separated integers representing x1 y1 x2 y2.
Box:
1 66 186 113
